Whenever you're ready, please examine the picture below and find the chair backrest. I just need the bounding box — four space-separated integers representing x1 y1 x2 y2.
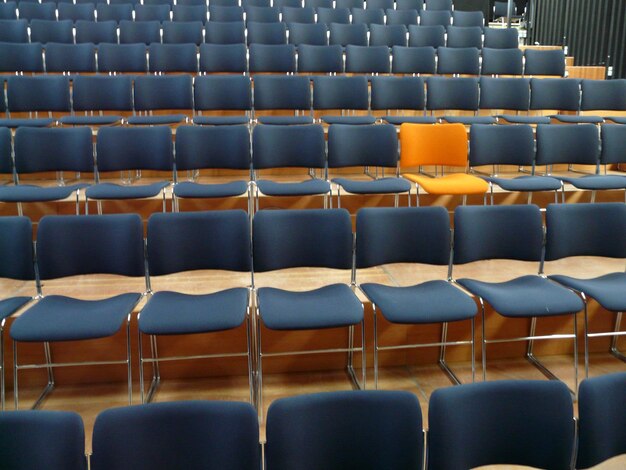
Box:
0 410 86 470
193 74 252 111
480 47 523 75
469 123 534 167
133 74 193 111
305 0 332 8
446 25 483 49
428 380 574 470
317 6 350 24
75 20 118 44
426 76 479 111
119 20 161 44
45 42 97 73
148 43 198 72
282 6 315 24
600 123 626 165
336 0 364 8
0 128 12 175
577 372 626 469
351 7 384 25
0 216 35 281
30 19 74 44
436 46 480 74
371 75 425 111
0 19 29 43
7 75 70 113
199 43 247 72
19 2 56 21
392 45 436 74
147 211 251 275
209 4 244 21
328 123 398 169
134 3 171 22
247 21 287 44
252 124 325 170
524 48 566 76
479 76 529 110
408 24 445 47
426 0 452 10
530 78 580 111
249 43 296 73
385 8 418 26
545 203 626 261
91 401 260 470
172 4 207 22
396 0 423 11
329 22 368 46
97 43 148 73
452 10 484 27
276 0 304 8
453 204 544 264
297 44 342 72
58 2 95 21
400 123 468 168
204 20 246 44
0 42 44 72
368 0 394 9
581 79 626 112
37 214 145 279
72 75 133 112
483 26 518 48
96 126 173 173
245 5 280 22
175 124 250 171
265 390 423 470
535 124 599 166
288 22 328 46
312 75 369 111
96 3 134 22
162 20 204 44
356 206 450 267
419 9 451 26
0 2 17 20
345 45 391 74
252 75 311 111
253 209 353 271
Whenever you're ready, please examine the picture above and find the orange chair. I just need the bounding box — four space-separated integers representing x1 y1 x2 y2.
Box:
400 123 489 205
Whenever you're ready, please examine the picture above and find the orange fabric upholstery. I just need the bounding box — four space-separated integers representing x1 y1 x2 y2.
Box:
403 173 489 195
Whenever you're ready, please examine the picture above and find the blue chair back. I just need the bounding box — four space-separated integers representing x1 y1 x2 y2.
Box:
96 126 173 172
369 23 408 47
245 5 279 22
329 22 368 46
0 19 29 43
535 124 599 166
446 25 483 49
288 23 328 46
30 19 75 44
96 3 133 22
246 21 287 45
0 2 17 20
19 2 56 21
345 45 391 74
469 124 535 167
252 124 325 169
199 43 247 72
208 4 244 21
97 43 148 73
172 4 208 22
282 6 315 23
436 46 480 74
58 3 95 21
148 43 199 72
252 75 311 110
396 0 423 10
75 20 118 44
134 3 170 21
392 45 436 74
317 6 350 25
452 10 484 27
328 124 398 169
162 21 204 44
297 44 342 73
480 48 523 75
72 75 133 112
133 74 193 111
193 74 251 111
426 0 452 10
175 125 250 171
0 128 12 175
479 77 529 110
426 76 479 111
312 75 369 110
351 7 384 25
248 43 296 73
524 48 566 76
601 124 626 165
7 75 70 113
530 78 580 111
408 24 445 47
371 76 425 111
204 21 246 44
0 216 35 281
581 79 626 111
483 27 518 48
45 43 97 73
119 20 161 44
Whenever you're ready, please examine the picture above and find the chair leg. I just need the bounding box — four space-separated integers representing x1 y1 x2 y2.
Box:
126 315 132 405
143 334 161 404
373 304 379 390
14 341 56 410
245 311 254 406
138 328 145 403
0 320 4 410
479 297 487 381
438 322 461 385
345 320 366 391
609 311 626 363
470 316 476 383
255 309 264 421
582 293 590 378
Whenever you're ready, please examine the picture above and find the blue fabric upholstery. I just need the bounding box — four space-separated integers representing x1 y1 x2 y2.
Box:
0 216 34 281
282 6 315 24
558 175 626 190
369 23 408 47
436 46 480 75
317 7 350 25
0 19 28 43
386 9 418 27
59 115 123 126
255 179 331 196
382 116 437 124
133 74 193 113
396 0 423 10
0 3 17 21
266 390 423 470
452 10 484 27
419 9 451 27
126 114 188 125
0 410 86 470
204 21 246 44
7 75 70 113
247 21 287 44
257 116 314 125
119 20 161 44
289 23 329 47
351 7 383 25
392 45 437 74
550 114 604 124
604 116 626 124
530 78 580 111
0 127 9 174
426 76 479 111
19 2 56 21
329 22 368 46
193 116 250 125
96 4 133 22
172 5 208 23
536 123 600 166
95 126 173 172
371 76 425 111
483 27 519 48
253 75 311 111
91 401 260 470
148 43 199 73
249 43 296 73
581 79 626 111
328 123 399 168
97 43 147 73
549 273 626 312
332 178 411 194
85 182 170 200
58 3 95 21
30 20 74 44
199 43 248 72
0 297 31 322
469 124 534 166
446 25 483 49
297 44 342 72
479 77 530 110
408 25 445 48
345 45 391 73
174 181 249 198
428 380 574 470
485 176 562 191
524 49 566 76
441 116 496 124
320 115 377 125
246 5 280 22
45 43 96 73
0 184 90 203
496 114 551 124
481 47 523 75
252 124 325 169
208 5 244 22
600 124 626 164
162 21 204 45
426 0 452 10
135 4 170 21
194 74 251 111
0 42 43 72
175 124 250 171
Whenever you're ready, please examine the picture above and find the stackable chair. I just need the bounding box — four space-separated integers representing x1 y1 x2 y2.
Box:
545 203 626 376
479 77 531 119
172 4 207 22
246 21 287 45
19 3 56 22
355 207 477 387
208 5 244 22
91 401 260 470
86 126 174 213
408 25 446 47
199 43 248 72
282 6 315 24
193 74 252 125
96 3 134 22
204 21 246 44
0 410 86 470
579 79 626 124
128 75 193 125
426 76 493 124
396 0 422 10
135 3 171 22
446 26 483 49
400 123 489 205
577 372 626 469
276 0 304 7
75 20 118 44
368 0 394 9
483 26 519 48
288 23 329 47
10 214 145 408
312 75 375 124
138 211 253 403
97 43 149 74
245 5 280 23
524 48 566 77
0 40 42 73
297 44 343 73
481 47 524 75
252 75 313 125
386 9 418 27
469 124 563 204
119 20 161 44
328 124 411 206
305 0 332 8
329 23 369 47
453 205 584 390
58 2 95 21
317 6 350 25
452 10 484 27
173 125 251 210
351 7 384 26
336 0 364 9
426 0 452 10
0 19 29 43
162 21 204 44
266 391 423 470
345 45 391 74
0 127 93 215
369 24 408 47
148 43 199 73
419 9 451 27
45 43 97 74
370 76 435 124
253 209 365 414
391 45 437 74
0 216 35 410
428 381 575 470
436 46 481 75
0 2 17 20
248 43 296 73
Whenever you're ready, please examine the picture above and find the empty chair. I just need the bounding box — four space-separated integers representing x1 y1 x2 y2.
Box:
345 45 391 74
524 48 566 76
199 43 247 73
247 21 287 44
134 4 171 22
252 75 313 125
97 43 148 73
392 45 436 74
288 22 328 46
242 0 271 8
452 10 484 27
329 23 368 46
138 212 253 402
91 401 259 470
316 7 350 25
305 0 333 8
281 5 315 23
297 44 343 73
371 75 433 124
367 0 393 10
193 74 252 125
249 43 296 73
0 19 28 43
245 5 279 22
119 20 161 44
129 75 193 125
446 25 482 49
30 20 74 44
581 79 626 122
0 410 86 469
58 2 95 22
426 76 492 124
172 4 207 22
396 0 423 10
18 2 56 21
483 26 519 48
204 20 246 44
45 42 97 73
275 0 303 8
428 381 575 470
149 43 198 72
369 23 408 47
75 20 117 44
208 5 244 21
419 9 450 26
351 7 384 25
312 75 375 124
329 124 412 205
173 125 250 203
436 46 480 75
10 214 145 407
385 8 418 26
266 391 423 470
110 0 139 5
408 24 445 47
336 0 364 8
479 76 531 119
452 204 583 386
144 0 174 6
96 3 133 22
162 20 204 44
0 2 17 20
481 47 523 75
0 42 43 73
425 0 451 10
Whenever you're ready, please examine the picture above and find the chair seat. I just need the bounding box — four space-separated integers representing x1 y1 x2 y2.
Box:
604 116 626 124
0 297 31 322
59 115 123 126
457 275 584 318
549 272 626 312
256 178 330 196
321 115 377 125
381 116 438 125
332 177 411 195
550 114 605 124
139 288 249 335
0 183 89 203
559 175 626 190
484 175 563 192
360 280 477 324
10 293 142 342
174 181 248 199
126 114 187 125
193 116 250 126
257 116 314 125
85 181 170 200
403 173 489 195
0 118 55 128
497 115 551 125
441 116 497 125
257 284 363 330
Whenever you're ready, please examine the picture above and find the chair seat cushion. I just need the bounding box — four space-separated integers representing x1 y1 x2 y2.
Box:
485 175 563 192
457 275 584 318
193 116 250 126
0 118 55 128
257 116 314 125
126 114 187 125
559 175 626 190
381 116 438 125
59 115 123 126
85 182 170 200
257 284 363 330
139 288 249 335
174 181 248 199
332 177 411 195
255 179 330 196
604 116 626 124
10 293 142 342
360 280 477 324
403 173 489 195
548 272 626 312
551 114 605 124
0 184 89 203
441 116 497 125
321 115 377 125
497 115 551 125
0 297 31 322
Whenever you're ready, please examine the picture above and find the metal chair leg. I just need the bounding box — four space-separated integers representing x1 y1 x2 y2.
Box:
126 315 132 405
373 304 379 389
609 311 626 362
0 321 4 410
480 297 487 381
255 308 264 421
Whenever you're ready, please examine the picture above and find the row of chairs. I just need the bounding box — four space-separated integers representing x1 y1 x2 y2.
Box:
0 204 624 412
3 375 626 469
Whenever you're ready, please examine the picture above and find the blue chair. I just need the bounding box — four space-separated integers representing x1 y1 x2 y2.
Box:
148 43 198 72
391 45 436 74
396 0 423 10
436 46 480 75
0 19 28 42
91 401 260 470
30 20 74 44
297 44 342 72
426 76 492 124
178 0 207 5
134 4 171 22
119 20 161 44
18 2 56 21
369 23 408 47
317 6 350 25
10 214 145 408
58 2 95 21
75 20 118 43
162 20 203 44
577 372 626 469
428 380 575 470
452 10 484 27
367 0 394 10
138 211 253 402
408 24 445 47
545 203 626 376
419 9 450 26
425 0 452 10
453 205 584 389
305 0 332 8
129 74 193 125
0 42 44 73
351 7 384 25
97 43 148 73
86 127 173 212
483 26 519 48
385 8 418 26
524 48 566 76
345 45 391 74
208 5 244 21
199 42 247 72
144 0 173 5
204 20 246 44
288 22 328 46
581 79 626 123
281 5 315 23
247 21 287 44
242 0 271 7
275 0 303 8
172 4 207 22
329 23 368 46
245 5 279 22
249 43 296 73
312 75 375 124
0 410 86 469
266 390 423 470
253 209 364 412
336 0 364 8
446 25 483 49
0 2 17 20
371 75 433 124
173 125 250 205
193 74 252 125
96 3 133 22
45 42 97 73
252 75 313 125
209 0 238 5
479 77 530 120
481 47 523 75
